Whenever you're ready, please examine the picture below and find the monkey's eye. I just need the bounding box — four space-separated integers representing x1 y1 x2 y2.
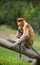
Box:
17 20 23 22
18 20 21 22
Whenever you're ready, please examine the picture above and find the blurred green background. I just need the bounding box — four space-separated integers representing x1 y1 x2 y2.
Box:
0 0 40 34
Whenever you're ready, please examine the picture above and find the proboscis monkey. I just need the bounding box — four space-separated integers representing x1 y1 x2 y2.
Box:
7 18 39 58
14 18 34 48
13 18 34 58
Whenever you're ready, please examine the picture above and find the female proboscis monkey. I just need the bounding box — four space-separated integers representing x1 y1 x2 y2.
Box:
16 18 35 58
16 18 34 47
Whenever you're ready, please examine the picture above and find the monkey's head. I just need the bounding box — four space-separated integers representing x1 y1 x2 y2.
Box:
17 18 24 27
17 18 24 38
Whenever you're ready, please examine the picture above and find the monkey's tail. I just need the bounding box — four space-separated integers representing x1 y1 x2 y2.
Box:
31 47 40 56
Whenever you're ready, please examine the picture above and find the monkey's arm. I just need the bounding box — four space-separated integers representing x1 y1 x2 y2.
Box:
13 29 29 47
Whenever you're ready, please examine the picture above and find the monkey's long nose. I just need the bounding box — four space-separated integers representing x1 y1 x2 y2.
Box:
18 28 23 33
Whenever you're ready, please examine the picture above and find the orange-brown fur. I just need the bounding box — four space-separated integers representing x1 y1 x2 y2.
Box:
17 18 34 48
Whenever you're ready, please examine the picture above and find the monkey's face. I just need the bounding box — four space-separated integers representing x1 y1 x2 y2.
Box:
17 18 24 35
17 21 24 27
17 21 23 38
17 21 23 34
17 18 24 27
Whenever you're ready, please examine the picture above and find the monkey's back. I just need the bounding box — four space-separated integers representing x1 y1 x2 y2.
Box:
23 23 35 48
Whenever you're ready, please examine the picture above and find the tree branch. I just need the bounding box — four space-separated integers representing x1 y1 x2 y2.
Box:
0 38 40 60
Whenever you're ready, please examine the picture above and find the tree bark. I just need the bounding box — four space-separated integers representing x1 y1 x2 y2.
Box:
0 38 40 65
32 59 40 65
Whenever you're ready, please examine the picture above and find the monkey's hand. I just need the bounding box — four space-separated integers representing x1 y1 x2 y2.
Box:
16 33 22 38
12 34 29 47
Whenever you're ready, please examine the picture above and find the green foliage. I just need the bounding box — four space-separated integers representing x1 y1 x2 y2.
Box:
0 0 40 34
